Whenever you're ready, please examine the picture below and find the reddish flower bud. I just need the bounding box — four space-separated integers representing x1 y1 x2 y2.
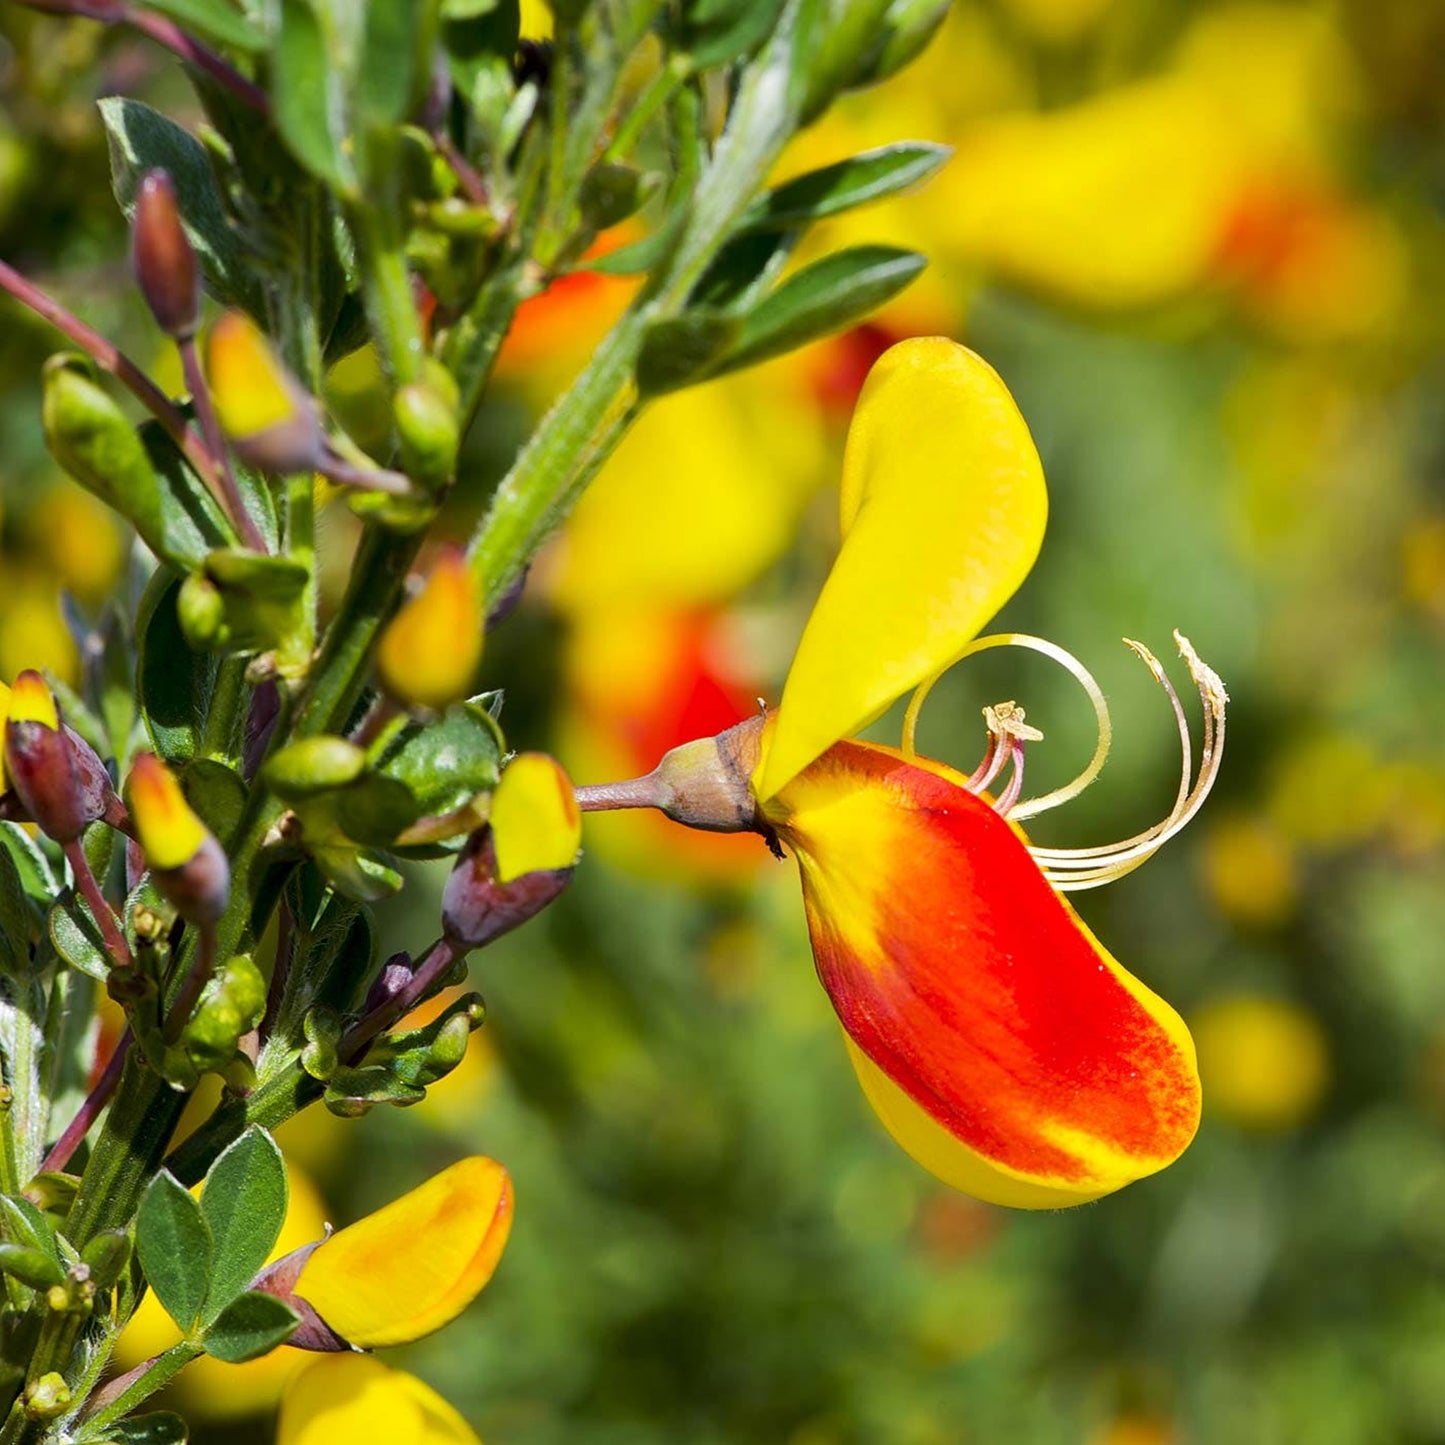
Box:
3 672 104 843
125 753 230 925
441 754 581 948
131 170 199 340
205 311 323 474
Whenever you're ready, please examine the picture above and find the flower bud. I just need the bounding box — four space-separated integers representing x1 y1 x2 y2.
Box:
125 752 230 925
41 354 164 534
23 1373 70 1422
179 954 265 1071
394 374 460 491
205 311 323 474
375 547 483 712
441 753 580 948
131 170 200 339
3 672 94 843
263 736 368 799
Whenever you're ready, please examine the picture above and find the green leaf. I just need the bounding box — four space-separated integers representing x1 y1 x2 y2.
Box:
136 1171 213 1333
0 825 57 925
137 420 240 569
371 702 504 821
680 0 787 70
716 244 925 375
358 0 435 125
739 142 950 231
47 894 111 982
273 0 355 192
137 571 214 764
0 840 31 975
636 312 742 396
0 1243 64 1291
690 228 797 310
0 1196 61 1267
202 1290 299 1362
143 0 264 51
85 1410 188 1444
200 1128 287 1322
180 760 248 847
98 97 263 317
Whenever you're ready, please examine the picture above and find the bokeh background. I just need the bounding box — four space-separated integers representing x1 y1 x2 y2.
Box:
4 0 1445 1440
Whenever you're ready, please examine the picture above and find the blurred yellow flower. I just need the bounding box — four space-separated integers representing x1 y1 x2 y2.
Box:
1192 993 1330 1131
278 1356 479 1445
1199 813 1299 928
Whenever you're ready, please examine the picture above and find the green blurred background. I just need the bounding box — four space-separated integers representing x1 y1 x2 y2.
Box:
4 0 1445 1440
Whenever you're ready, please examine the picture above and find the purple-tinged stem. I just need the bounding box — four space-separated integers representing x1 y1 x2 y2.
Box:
41 1030 132 1174
178 335 268 551
573 775 668 813
343 936 460 1059
0 256 228 505
125 7 268 113
62 838 133 973
164 921 218 1043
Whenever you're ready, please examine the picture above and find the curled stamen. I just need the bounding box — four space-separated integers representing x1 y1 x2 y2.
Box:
1028 632 1227 891
901 633 1113 822
992 738 1028 815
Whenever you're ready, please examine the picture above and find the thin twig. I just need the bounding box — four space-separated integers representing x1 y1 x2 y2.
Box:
62 838 132 973
125 7 268 114
178 335 268 551
0 257 231 512
163 921 218 1043
342 936 459 1058
40 1030 132 1175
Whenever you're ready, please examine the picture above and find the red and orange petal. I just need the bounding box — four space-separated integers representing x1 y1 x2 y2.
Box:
762 738 1200 1208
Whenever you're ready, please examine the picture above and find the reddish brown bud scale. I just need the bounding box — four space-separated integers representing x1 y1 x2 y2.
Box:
2 673 106 844
440 829 573 950
131 171 199 340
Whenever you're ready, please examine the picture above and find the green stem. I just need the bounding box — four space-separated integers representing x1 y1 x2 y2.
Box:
348 191 424 388
465 0 806 608
76 1340 203 1437
603 55 687 162
200 656 248 763
276 474 317 679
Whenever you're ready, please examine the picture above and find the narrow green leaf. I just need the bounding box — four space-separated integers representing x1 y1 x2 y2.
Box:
716 245 925 375
739 142 951 232
200 1128 288 1322
0 1244 64 1290
143 0 264 52
98 97 263 317
690 229 797 310
0 1196 61 1266
47 895 111 982
84 1410 188 1445
273 0 354 192
0 825 57 924
202 1291 299 1362
0 842 30 975
636 312 742 396
359 0 433 125
136 1172 213 1333
137 571 214 765
681 0 787 70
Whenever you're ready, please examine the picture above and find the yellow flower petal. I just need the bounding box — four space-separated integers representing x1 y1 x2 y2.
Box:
376 548 485 712
206 311 299 440
295 1157 512 1348
7 670 58 730
490 753 581 884
755 339 1047 800
126 752 208 870
278 1356 480 1445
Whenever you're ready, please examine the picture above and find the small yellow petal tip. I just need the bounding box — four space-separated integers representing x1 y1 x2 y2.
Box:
296 1156 513 1349
126 752 208 870
6 671 60 731
205 310 303 441
376 548 484 712
491 753 581 884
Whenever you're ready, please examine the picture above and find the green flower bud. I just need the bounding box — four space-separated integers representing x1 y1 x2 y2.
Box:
41 354 165 548
0 1244 63 1292
23 1373 70 1421
79 1230 132 1291
264 737 368 799
177 569 229 649
394 380 460 491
